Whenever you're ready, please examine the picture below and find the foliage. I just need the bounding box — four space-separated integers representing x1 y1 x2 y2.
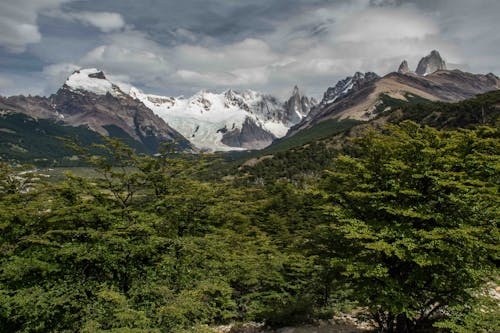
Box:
1 93 499 332
394 90 500 129
316 121 499 332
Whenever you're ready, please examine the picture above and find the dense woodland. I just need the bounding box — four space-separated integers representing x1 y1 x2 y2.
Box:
0 93 499 333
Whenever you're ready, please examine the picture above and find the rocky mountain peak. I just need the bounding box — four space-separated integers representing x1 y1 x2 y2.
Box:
318 71 380 107
398 60 411 74
283 86 315 125
63 68 124 97
415 50 447 76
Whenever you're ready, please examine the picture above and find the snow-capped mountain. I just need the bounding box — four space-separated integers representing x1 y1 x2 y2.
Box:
63 68 125 97
3 69 193 153
129 85 315 151
50 68 316 151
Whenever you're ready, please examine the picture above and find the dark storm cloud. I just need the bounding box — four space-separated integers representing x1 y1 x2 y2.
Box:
0 0 499 98
64 0 336 44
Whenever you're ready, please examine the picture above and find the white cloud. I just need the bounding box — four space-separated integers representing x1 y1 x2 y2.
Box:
42 62 80 92
171 38 278 73
334 7 438 42
78 30 172 86
0 0 70 52
0 72 46 96
62 11 126 32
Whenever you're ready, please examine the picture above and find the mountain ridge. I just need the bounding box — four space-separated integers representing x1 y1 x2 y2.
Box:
1 69 317 153
129 84 316 151
289 66 499 136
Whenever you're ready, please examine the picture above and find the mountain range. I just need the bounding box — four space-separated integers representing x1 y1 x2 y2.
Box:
0 50 499 164
290 50 499 135
129 85 315 151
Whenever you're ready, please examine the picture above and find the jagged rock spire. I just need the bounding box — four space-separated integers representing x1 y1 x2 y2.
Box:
415 50 447 76
398 60 411 74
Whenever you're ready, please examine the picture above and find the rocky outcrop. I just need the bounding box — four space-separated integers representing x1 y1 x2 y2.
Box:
317 72 380 108
305 72 380 122
398 60 411 74
283 86 316 125
415 50 447 76
221 117 276 149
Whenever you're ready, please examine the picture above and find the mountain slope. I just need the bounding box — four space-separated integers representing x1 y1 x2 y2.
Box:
1 69 193 154
290 69 499 135
238 90 500 182
0 111 103 165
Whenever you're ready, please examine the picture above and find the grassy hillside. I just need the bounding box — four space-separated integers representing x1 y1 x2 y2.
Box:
236 90 500 183
0 113 156 166
394 89 500 129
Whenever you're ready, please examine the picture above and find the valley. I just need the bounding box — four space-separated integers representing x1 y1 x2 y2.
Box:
0 45 499 333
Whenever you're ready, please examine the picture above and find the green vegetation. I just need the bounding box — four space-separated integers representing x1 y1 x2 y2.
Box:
395 90 500 129
0 113 104 166
373 93 431 115
0 94 499 333
0 113 189 166
316 122 499 332
262 119 361 154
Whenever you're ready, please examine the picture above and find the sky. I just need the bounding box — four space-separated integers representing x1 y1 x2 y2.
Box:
0 0 499 99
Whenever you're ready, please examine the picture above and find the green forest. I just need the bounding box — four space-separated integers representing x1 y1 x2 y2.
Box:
0 93 499 333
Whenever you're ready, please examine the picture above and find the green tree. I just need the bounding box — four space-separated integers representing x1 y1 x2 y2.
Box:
316 122 499 332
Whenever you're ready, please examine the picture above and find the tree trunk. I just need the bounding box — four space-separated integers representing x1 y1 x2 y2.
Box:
396 313 410 333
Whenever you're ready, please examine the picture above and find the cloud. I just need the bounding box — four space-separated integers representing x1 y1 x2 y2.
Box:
60 11 126 32
40 1 453 98
171 38 278 72
78 30 172 85
0 0 69 52
4 0 500 99
42 62 80 92
0 72 46 96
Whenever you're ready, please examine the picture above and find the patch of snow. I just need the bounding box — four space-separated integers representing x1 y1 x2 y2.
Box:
65 68 122 96
131 88 294 151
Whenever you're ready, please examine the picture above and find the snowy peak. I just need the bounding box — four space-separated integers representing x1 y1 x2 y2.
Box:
319 71 380 107
130 86 315 151
64 68 124 97
129 87 176 108
415 50 447 76
62 68 316 151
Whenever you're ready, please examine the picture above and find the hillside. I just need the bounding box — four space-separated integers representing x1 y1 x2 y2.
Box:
0 111 168 166
0 69 193 160
237 90 500 182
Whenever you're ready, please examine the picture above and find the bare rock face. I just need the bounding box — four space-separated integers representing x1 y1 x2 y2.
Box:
283 86 316 125
398 60 411 74
221 118 276 150
415 50 447 76
317 72 380 109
